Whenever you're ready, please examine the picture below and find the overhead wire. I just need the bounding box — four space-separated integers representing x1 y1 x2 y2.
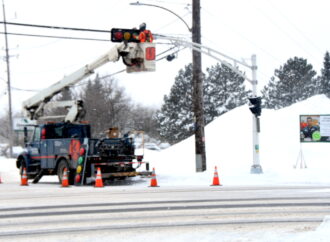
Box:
0 22 186 82
249 1 320 64
137 0 190 6
11 86 39 92
201 7 277 82
265 0 325 55
0 21 110 33
201 7 282 64
154 11 191 34
0 32 110 42
0 78 39 92
0 20 183 91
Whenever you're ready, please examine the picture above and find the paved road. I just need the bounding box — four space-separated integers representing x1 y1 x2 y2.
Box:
0 183 330 241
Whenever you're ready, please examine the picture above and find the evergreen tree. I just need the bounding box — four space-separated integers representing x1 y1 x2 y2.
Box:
156 63 251 144
321 51 330 97
262 57 317 109
155 64 195 144
261 77 282 109
205 63 250 121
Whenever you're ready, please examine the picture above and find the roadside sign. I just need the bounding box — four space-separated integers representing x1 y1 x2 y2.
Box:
13 118 36 131
300 115 330 142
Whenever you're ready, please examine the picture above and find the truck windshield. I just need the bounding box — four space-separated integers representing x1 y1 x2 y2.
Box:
43 123 91 139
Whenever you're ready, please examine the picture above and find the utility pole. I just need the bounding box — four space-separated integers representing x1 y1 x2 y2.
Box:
192 0 206 172
2 0 13 158
129 1 207 172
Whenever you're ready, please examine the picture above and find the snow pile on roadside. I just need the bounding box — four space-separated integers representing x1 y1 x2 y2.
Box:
0 157 19 183
145 94 330 186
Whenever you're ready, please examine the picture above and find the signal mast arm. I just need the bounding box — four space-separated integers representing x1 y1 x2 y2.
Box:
23 42 138 122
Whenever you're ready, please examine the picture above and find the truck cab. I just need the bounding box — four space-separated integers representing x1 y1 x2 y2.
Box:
17 123 91 183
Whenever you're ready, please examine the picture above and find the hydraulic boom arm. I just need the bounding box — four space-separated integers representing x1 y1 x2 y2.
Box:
23 42 142 122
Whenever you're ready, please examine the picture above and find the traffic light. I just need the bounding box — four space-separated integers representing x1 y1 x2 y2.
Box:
248 97 262 116
74 146 86 185
111 28 140 43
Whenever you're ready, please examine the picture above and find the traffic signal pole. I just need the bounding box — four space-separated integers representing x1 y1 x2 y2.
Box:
131 1 207 172
250 55 262 174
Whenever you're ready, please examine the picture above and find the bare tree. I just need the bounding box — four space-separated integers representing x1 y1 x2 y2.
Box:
79 74 160 140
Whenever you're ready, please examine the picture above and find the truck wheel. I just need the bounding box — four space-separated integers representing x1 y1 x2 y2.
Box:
19 160 26 176
57 160 75 185
18 160 36 180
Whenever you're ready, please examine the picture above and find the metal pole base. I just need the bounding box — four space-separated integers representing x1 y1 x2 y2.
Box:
250 164 263 174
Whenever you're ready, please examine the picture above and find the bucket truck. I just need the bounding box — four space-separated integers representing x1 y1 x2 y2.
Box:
16 41 155 185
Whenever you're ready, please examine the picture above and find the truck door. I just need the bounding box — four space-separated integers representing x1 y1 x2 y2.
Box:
27 126 42 167
39 126 56 169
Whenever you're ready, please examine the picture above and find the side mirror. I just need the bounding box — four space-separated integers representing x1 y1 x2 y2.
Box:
24 127 28 145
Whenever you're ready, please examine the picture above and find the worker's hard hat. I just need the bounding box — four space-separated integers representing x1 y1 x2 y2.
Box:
139 22 146 31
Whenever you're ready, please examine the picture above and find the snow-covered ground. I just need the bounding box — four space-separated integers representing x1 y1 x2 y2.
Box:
1 95 330 241
142 94 330 187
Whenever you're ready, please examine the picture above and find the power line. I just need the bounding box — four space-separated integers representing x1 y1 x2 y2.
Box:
142 0 189 5
0 21 191 43
0 78 39 92
0 21 110 33
155 12 191 33
201 8 281 63
265 0 324 55
250 2 320 63
0 31 110 41
11 86 39 92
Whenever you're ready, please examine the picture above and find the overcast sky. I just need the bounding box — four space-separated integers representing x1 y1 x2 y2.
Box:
0 0 329 116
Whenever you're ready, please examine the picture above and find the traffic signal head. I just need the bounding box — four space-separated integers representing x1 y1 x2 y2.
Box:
111 28 140 43
248 97 262 116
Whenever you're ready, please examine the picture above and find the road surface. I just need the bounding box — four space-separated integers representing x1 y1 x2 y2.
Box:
0 182 330 241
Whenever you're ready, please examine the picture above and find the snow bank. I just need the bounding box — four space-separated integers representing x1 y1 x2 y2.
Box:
0 157 19 183
146 94 330 186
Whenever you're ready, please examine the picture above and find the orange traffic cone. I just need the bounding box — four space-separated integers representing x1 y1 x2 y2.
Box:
211 166 222 186
21 168 28 186
95 167 104 188
61 168 69 187
149 168 159 187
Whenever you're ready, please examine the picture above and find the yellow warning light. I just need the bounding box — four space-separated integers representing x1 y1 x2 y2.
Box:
76 165 82 174
123 32 131 41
